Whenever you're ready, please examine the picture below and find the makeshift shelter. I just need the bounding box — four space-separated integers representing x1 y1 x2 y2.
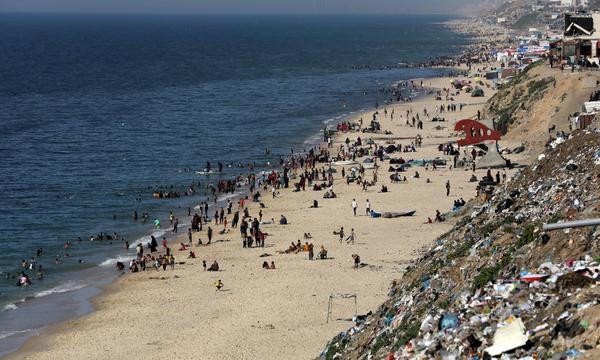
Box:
561 12 600 60
582 101 600 113
485 71 498 80
471 88 485 97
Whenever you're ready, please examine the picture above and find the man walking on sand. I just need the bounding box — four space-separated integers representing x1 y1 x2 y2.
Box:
351 199 357 216
346 228 356 244
365 199 371 216
446 180 451 196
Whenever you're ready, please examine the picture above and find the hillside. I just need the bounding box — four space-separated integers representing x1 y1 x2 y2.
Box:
319 130 600 359
483 61 600 155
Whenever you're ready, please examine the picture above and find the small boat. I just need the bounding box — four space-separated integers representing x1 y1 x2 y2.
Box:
371 210 416 218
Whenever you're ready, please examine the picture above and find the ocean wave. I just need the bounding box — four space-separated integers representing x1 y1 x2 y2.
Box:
0 329 32 340
127 229 166 249
34 280 87 298
2 303 18 312
303 134 322 145
99 255 133 267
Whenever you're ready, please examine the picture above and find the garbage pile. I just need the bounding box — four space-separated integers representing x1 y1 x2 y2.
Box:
319 130 600 360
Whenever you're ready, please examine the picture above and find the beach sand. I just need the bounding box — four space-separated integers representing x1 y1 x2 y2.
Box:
9 73 529 360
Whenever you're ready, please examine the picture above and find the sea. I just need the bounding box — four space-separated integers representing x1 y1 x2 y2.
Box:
0 13 469 355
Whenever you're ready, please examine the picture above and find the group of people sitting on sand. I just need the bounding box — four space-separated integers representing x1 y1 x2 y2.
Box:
279 238 328 260
453 198 466 210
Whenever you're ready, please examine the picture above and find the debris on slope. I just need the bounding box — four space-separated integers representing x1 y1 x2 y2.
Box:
319 130 600 360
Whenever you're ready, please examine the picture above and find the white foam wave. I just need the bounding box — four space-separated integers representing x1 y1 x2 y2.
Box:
2 303 18 312
128 229 166 249
34 280 87 298
99 255 133 267
0 329 32 340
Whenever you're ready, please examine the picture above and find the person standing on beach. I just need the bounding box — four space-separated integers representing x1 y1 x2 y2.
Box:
365 199 371 216
187 228 193 246
136 243 143 260
446 180 451 196
252 218 260 245
351 199 357 216
347 228 356 244
207 227 213 244
232 211 239 228
339 227 344 243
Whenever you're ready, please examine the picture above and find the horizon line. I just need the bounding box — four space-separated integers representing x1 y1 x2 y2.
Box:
0 10 462 17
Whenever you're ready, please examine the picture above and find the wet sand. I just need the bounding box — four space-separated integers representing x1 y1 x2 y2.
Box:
8 72 529 360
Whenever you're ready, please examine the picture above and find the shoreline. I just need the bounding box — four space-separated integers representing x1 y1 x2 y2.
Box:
6 66 530 359
0 77 437 357
1 20 506 360
0 72 448 359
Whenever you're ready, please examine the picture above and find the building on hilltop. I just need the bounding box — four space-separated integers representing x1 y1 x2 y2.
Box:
561 12 600 64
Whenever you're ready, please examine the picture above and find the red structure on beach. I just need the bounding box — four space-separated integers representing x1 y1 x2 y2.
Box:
454 119 502 146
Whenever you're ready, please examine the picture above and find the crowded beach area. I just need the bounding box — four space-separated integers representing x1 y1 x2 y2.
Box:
7 25 533 358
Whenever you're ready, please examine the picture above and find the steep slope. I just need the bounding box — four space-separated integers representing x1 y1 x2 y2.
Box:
484 61 600 156
319 130 600 359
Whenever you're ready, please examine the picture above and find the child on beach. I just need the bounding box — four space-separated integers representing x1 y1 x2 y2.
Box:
214 279 224 291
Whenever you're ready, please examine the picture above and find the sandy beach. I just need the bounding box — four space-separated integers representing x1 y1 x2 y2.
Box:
8 65 529 359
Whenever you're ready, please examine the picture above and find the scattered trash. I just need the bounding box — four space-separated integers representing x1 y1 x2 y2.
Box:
485 317 528 356
319 132 600 359
439 313 459 330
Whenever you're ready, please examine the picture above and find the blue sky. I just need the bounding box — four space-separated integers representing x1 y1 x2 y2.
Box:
0 0 472 15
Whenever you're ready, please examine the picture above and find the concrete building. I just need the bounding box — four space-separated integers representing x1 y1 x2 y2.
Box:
562 12 600 61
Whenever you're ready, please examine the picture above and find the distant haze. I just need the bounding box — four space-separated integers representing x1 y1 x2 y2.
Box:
0 0 475 15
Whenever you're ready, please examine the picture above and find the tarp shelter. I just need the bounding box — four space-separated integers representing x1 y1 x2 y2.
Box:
500 68 517 79
485 71 498 80
471 88 485 97
571 113 596 130
326 293 357 323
